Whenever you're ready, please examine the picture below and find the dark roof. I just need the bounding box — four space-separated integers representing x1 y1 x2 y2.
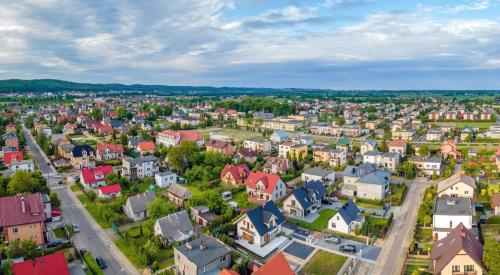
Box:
176 235 231 267
434 197 473 216
291 180 326 209
244 201 285 236
71 144 95 157
337 200 361 225
303 167 333 177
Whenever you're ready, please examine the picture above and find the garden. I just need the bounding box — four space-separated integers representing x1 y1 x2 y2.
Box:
300 250 347 275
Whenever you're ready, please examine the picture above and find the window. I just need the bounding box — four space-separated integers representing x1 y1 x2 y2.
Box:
449 221 453 228
452 265 460 272
464 265 474 272
331 222 336 228
291 200 296 206
13 228 18 233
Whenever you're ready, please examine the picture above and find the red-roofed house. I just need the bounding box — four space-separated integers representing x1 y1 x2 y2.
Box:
388 140 407 157
244 171 286 202
251 252 294 275
221 164 250 187
0 193 46 244
156 130 204 147
4 151 23 166
98 184 122 199
206 140 235 157
80 165 114 190
5 137 19 149
137 141 155 155
5 123 16 133
13 252 69 275
95 124 113 135
441 140 462 160
96 144 124 160
220 269 239 275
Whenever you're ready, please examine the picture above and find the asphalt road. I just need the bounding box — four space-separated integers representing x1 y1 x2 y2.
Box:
22 124 137 275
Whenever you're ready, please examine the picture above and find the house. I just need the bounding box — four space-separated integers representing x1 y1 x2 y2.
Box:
282 181 326 218
270 130 288 144
327 200 364 234
278 142 308 160
491 194 500 216
40 193 52 220
206 140 235 157
441 140 461 160
123 191 156 221
392 129 415 141
429 224 486 275
166 183 192 207
3 151 23 166
432 197 474 240
410 156 443 176
137 141 155 155
57 142 74 159
461 126 475 141
174 235 232 275
154 210 194 244
155 171 177 188
244 171 286 202
262 157 291 175
127 136 144 149
80 165 113 190
291 136 314 146
63 123 77 135
360 140 378 155
0 193 46 244
156 129 204 147
301 167 335 186
98 184 122 199
336 138 351 151
244 139 272 155
10 159 35 173
96 144 124 160
251 252 294 275
437 171 476 200
122 156 159 180
313 148 347 167
221 164 250 187
71 144 96 169
12 252 70 275
235 201 285 247
191 205 220 226
426 130 445 142
5 123 16 133
235 148 257 164
388 140 407 157
362 151 400 172
341 164 390 200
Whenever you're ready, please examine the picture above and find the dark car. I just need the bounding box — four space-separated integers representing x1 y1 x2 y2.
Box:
96 257 107 269
339 244 357 254
46 240 63 248
475 203 485 212
325 235 341 244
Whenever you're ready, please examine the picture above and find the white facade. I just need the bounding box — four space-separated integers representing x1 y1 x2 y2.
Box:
301 171 335 185
244 139 271 154
327 212 350 234
155 172 177 188
10 160 35 173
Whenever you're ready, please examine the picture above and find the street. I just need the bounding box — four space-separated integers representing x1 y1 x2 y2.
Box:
22 124 137 275
371 178 433 275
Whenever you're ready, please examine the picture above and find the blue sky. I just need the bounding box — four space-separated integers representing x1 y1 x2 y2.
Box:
1 0 500 89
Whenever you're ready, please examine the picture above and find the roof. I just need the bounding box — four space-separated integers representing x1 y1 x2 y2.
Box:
128 136 144 146
72 144 95 157
244 171 282 195
342 163 377 178
176 235 231 267
221 164 249 181
0 193 46 227
207 139 232 150
290 180 326 209
363 139 378 148
357 170 390 186
137 141 155 151
99 184 122 195
160 129 203 142
433 197 473 216
252 252 294 275
431 223 485 274
4 151 23 165
12 252 69 275
220 269 239 275
243 201 285 236
337 200 361 225
168 183 192 199
96 144 124 155
81 165 113 185
388 140 406 147
124 155 158 165
437 171 476 194
271 130 288 139
156 210 193 242
302 166 333 177
127 191 155 214
238 148 256 158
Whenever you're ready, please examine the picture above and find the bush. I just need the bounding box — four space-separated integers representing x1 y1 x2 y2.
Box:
84 252 104 275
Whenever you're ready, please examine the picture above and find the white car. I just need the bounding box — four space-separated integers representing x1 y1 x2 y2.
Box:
222 191 232 201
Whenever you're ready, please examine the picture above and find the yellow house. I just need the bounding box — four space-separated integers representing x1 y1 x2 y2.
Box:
278 142 308 160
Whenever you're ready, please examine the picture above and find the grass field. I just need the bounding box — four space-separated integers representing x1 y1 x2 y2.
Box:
70 183 83 192
433 121 495 128
311 209 337 229
76 194 112 228
300 250 347 275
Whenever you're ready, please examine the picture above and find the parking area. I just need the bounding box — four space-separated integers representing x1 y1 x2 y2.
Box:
283 241 316 261
314 236 382 263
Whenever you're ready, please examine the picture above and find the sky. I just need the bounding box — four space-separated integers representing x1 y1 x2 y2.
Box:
1 0 500 89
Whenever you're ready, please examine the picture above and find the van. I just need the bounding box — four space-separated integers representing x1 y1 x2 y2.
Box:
222 191 232 201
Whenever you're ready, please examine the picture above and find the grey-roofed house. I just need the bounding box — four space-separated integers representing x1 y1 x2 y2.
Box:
361 139 378 155
301 167 335 186
165 183 192 207
235 201 285 247
191 205 220 227
356 170 390 200
154 210 194 244
282 180 327 218
432 197 475 240
127 136 144 149
123 191 156 221
122 155 159 180
328 200 364 234
174 235 231 275
363 151 400 172
410 156 443 176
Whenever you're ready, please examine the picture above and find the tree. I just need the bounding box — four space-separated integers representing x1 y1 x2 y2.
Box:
167 141 201 173
106 172 120 185
49 191 61 207
379 139 388 152
87 190 97 201
147 198 175 219
483 238 500 275
21 239 40 259
423 215 432 227
418 145 430 157
6 240 23 258
143 240 160 264
8 170 43 195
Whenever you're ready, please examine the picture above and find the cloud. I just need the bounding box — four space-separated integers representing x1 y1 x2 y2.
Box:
324 0 369 8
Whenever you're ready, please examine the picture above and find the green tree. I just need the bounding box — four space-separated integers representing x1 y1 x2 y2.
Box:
21 239 40 259
167 141 201 174
423 215 432 227
8 170 43 195
143 240 160 265
87 190 97 201
147 198 175 219
49 191 61 207
6 240 23 258
418 145 430 156
106 172 120 185
483 238 500 274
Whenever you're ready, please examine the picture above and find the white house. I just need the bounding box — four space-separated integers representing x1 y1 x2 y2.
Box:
270 130 288 144
432 197 475 240
243 139 272 155
155 171 177 189
301 167 335 186
328 200 364 234
437 171 476 200
244 171 287 202
97 184 122 199
122 156 159 180
10 159 35 173
123 191 156 221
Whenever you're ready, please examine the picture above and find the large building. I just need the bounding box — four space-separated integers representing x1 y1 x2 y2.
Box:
156 129 204 147
122 156 159 180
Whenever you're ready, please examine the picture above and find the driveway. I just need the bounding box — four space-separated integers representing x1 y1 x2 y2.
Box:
313 236 382 263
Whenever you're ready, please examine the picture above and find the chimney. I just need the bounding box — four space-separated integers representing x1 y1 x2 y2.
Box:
200 240 207 251
21 196 26 213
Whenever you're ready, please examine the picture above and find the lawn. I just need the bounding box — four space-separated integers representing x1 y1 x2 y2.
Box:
311 209 337 229
414 227 432 243
70 183 83 192
366 217 389 226
340 198 384 210
403 256 431 275
300 250 347 275
53 227 66 239
76 194 112 228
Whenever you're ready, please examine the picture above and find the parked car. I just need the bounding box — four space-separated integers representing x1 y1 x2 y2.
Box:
46 240 63 248
339 244 356 254
228 201 240 212
72 224 80 233
325 235 341 244
222 191 232 201
96 257 107 269
79 249 87 258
